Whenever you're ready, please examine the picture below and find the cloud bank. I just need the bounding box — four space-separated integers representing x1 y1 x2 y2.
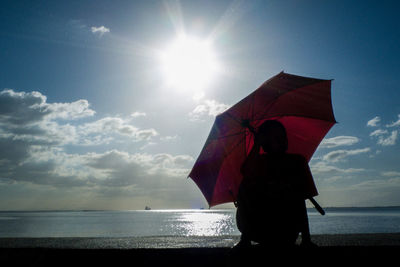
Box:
0 89 196 210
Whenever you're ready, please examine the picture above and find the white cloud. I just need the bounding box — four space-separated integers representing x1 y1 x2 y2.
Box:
2 146 193 191
369 121 398 146
47 100 95 120
320 136 360 148
189 99 230 121
0 89 50 124
367 116 380 127
205 100 230 116
0 89 95 124
349 177 400 190
91 26 110 36
80 117 158 143
311 161 365 175
0 89 95 151
382 171 400 177
131 112 146 118
377 130 398 146
322 148 371 162
387 114 400 127
85 150 192 187
0 90 157 148
370 129 388 137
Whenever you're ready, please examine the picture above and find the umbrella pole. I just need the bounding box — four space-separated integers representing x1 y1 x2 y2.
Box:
309 198 325 215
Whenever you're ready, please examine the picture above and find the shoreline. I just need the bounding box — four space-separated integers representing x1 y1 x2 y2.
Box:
1 233 400 248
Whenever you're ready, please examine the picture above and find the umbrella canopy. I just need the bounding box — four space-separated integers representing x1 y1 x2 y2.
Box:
189 72 336 207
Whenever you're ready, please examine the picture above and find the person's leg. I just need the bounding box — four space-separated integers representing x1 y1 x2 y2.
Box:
235 206 251 247
299 200 317 246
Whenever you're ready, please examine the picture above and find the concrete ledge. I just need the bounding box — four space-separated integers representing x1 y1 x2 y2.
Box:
1 234 399 266
1 246 399 267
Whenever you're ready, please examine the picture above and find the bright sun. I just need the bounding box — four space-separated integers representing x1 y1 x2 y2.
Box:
160 35 220 91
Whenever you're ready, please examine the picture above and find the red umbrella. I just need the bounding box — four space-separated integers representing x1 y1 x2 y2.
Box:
189 72 336 208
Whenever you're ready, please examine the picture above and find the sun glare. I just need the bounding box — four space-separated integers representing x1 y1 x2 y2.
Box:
160 35 219 91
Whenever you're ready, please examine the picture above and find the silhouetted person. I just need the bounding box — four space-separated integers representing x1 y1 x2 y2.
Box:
235 120 317 248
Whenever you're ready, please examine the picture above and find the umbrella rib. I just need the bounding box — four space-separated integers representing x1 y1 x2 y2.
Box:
225 112 242 125
225 134 246 158
245 130 253 155
215 131 247 140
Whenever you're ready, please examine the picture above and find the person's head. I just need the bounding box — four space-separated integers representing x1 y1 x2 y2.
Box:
257 120 288 154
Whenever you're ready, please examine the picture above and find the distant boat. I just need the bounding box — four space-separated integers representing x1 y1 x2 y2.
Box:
145 206 151 210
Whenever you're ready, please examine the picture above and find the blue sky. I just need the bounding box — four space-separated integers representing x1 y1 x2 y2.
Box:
1 0 400 210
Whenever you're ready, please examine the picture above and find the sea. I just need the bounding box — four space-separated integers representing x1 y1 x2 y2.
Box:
1 207 400 238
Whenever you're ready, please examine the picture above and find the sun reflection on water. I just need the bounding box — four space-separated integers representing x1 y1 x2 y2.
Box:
174 211 235 236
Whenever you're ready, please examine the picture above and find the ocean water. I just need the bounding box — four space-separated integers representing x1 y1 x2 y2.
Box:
1 207 400 238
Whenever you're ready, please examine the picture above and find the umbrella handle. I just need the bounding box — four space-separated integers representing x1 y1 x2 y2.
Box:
309 198 325 215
